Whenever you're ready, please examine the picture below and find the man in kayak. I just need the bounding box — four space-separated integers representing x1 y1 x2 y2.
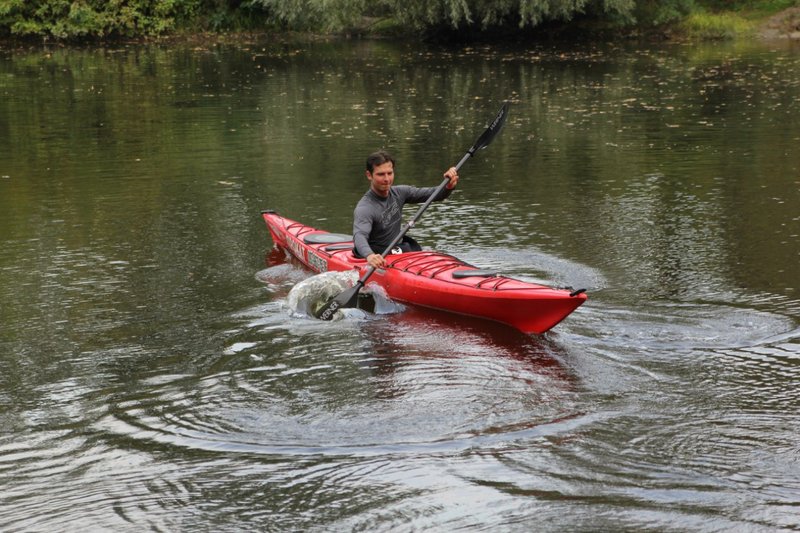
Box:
353 150 459 269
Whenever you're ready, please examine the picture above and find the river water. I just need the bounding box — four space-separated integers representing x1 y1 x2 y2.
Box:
1 38 799 530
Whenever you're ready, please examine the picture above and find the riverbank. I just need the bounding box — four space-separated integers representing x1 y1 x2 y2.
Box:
755 6 800 39
1 6 799 47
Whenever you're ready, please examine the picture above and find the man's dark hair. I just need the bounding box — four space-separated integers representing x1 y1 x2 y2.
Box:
366 150 395 173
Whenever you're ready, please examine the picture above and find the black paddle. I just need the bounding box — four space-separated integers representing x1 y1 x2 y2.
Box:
315 102 510 321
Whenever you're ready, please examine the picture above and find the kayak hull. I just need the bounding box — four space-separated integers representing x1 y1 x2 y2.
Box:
262 210 586 334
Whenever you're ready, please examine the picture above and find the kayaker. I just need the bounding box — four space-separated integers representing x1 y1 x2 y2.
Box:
353 150 459 269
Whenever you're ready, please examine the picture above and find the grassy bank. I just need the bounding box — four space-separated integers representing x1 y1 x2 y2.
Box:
677 1 800 40
679 11 759 39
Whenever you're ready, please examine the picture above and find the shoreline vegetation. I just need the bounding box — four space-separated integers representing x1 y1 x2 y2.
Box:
0 1 799 45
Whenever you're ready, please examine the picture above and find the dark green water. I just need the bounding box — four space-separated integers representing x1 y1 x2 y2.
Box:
1 38 799 530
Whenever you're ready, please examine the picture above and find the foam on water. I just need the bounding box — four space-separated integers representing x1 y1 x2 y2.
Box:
286 270 359 319
285 270 405 320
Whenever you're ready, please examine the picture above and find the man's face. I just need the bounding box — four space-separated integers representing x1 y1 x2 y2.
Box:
367 161 394 198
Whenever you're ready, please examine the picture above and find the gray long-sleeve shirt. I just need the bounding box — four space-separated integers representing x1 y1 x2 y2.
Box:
353 185 452 258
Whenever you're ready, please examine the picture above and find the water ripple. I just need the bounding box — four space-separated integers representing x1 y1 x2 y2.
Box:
94 307 586 458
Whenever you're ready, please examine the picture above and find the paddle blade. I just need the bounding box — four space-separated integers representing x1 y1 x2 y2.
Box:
315 283 361 321
472 102 509 152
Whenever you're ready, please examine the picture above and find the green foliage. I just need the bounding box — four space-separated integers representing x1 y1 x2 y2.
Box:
248 0 370 31
1 0 797 39
633 0 696 25
198 0 271 31
701 0 797 10
237 0 722 32
681 10 756 37
246 0 645 31
0 0 199 39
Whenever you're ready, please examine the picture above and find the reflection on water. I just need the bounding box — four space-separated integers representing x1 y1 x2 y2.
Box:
1 39 799 530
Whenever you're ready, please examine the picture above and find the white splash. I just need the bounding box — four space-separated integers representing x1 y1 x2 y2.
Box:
286 270 360 320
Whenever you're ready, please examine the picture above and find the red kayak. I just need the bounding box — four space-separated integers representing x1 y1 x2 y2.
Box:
262 210 587 334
